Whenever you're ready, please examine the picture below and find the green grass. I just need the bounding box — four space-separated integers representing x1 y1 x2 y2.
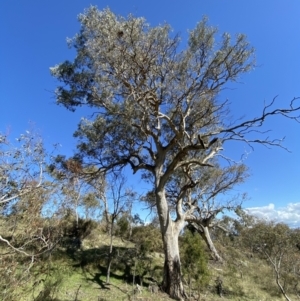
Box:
5 225 300 301
22 262 171 301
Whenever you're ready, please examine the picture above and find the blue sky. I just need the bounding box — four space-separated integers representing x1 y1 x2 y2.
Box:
1 0 300 224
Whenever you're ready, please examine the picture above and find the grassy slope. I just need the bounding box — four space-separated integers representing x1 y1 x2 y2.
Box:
17 227 297 301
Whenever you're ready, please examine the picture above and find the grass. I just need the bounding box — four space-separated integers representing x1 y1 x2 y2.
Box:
22 260 171 301
15 228 171 301
3 224 300 301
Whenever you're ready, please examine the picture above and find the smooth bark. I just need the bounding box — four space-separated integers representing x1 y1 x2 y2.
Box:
106 221 115 284
189 222 223 262
156 188 187 300
199 225 223 262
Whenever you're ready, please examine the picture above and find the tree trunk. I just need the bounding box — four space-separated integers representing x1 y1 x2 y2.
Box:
276 274 291 301
162 230 186 300
106 254 112 284
155 188 186 300
191 223 223 262
200 225 223 262
106 221 115 283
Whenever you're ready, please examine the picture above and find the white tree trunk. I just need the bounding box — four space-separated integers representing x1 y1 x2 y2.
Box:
191 223 223 262
156 188 186 300
200 225 223 262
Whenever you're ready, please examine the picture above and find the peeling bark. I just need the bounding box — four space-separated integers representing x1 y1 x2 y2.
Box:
163 262 184 300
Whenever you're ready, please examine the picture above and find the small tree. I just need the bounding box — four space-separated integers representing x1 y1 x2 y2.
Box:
170 162 248 262
240 218 299 301
180 228 210 300
0 130 61 300
97 173 135 284
51 7 300 299
130 223 163 286
49 157 101 230
48 156 103 253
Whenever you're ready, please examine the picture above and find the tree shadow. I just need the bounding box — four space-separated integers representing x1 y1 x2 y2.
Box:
86 271 110 290
65 246 140 291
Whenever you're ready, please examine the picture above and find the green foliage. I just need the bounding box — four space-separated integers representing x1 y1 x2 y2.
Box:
60 216 98 250
33 273 63 301
74 218 98 239
230 215 300 300
131 224 163 254
0 254 29 301
127 224 164 285
0 130 67 301
82 192 101 219
1 217 300 301
115 214 130 238
180 229 210 295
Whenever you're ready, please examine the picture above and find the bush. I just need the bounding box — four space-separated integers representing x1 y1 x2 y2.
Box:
131 225 163 254
180 228 210 298
61 217 98 249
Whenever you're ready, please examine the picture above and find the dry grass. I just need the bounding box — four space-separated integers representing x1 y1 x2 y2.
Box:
4 225 300 301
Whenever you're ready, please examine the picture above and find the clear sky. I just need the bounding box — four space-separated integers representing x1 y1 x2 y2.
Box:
1 0 300 225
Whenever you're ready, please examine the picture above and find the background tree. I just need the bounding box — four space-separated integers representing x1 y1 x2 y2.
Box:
51 7 300 299
48 156 102 251
167 162 248 262
0 130 62 300
81 192 101 220
0 130 44 209
240 219 300 301
97 172 136 284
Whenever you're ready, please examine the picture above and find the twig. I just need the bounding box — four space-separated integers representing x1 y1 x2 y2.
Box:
74 284 81 301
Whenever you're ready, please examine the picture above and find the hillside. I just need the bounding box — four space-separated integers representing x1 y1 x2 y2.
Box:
6 223 298 301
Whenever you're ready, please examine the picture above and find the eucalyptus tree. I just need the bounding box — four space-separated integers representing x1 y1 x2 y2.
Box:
0 131 45 209
0 130 61 300
0 130 58 254
97 172 135 284
184 163 248 262
51 7 300 299
49 157 101 227
241 220 299 301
